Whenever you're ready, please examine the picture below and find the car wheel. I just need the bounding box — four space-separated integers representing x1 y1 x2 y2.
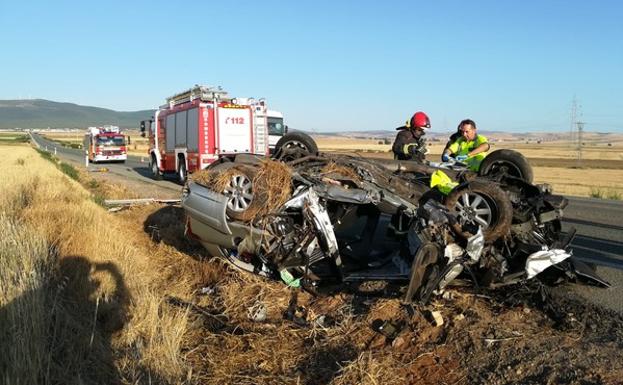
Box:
273 132 318 161
445 180 513 242
479 149 533 183
209 163 260 221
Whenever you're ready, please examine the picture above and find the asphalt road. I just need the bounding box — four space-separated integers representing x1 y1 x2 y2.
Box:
30 132 180 194
29 132 623 311
558 197 623 311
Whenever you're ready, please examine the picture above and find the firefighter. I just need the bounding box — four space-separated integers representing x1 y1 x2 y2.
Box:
392 111 431 162
442 119 490 171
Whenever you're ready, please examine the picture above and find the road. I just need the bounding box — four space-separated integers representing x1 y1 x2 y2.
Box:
30 132 180 194
559 197 623 311
29 132 623 311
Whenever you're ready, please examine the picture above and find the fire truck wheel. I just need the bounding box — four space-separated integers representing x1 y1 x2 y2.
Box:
150 156 162 180
178 161 187 184
274 132 318 161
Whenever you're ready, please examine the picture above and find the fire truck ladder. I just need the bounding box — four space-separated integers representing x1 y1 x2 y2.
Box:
166 85 231 107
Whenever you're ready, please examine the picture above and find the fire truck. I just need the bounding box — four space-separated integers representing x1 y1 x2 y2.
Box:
140 85 270 183
83 125 127 163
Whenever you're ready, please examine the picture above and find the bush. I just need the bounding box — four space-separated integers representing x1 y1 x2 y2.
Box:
59 162 79 181
35 148 56 163
87 179 99 189
607 191 622 200
590 188 622 200
590 188 604 199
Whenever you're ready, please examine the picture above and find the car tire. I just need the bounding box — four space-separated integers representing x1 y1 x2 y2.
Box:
478 149 533 183
209 163 260 221
404 242 441 304
445 180 513 243
273 132 318 161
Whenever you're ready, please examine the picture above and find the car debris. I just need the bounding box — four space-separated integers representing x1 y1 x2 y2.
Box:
247 302 267 322
181 142 609 305
104 198 181 208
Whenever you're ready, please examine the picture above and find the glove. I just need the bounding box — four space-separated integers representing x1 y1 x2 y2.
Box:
456 154 469 162
441 153 450 162
407 144 421 155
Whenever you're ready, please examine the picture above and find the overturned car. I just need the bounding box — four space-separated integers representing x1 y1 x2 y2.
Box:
181 142 608 303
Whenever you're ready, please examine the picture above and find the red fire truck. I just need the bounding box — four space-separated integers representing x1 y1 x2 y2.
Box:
140 85 269 183
83 125 127 163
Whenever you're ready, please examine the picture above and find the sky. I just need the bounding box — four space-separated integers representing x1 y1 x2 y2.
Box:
1 0 622 133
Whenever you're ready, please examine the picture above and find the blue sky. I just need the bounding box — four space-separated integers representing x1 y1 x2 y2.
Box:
1 0 622 132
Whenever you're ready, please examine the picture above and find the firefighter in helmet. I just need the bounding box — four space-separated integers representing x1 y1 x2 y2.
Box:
392 111 431 161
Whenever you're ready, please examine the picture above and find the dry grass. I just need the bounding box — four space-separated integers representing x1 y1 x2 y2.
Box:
320 161 362 182
0 144 196 384
533 167 623 197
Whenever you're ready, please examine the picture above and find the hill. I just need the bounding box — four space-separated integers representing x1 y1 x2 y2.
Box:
0 99 154 129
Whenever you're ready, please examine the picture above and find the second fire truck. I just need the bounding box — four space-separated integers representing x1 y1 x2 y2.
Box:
83 125 127 163
141 85 271 183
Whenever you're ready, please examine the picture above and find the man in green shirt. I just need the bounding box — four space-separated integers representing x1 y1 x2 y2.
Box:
442 119 490 171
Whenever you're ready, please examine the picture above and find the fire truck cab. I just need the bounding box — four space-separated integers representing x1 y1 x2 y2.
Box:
83 125 127 163
267 109 288 152
141 85 269 183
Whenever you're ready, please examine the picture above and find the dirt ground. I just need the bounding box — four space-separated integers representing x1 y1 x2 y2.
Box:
94 170 623 384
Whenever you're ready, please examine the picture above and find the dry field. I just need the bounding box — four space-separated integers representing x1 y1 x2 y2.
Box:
314 136 623 161
314 136 623 199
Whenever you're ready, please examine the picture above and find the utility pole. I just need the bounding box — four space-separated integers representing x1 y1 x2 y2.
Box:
576 121 585 165
570 95 577 146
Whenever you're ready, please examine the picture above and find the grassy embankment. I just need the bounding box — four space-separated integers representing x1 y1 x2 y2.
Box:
0 144 210 384
0 144 435 385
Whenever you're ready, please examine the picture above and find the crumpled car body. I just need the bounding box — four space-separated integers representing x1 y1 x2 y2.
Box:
181 153 608 303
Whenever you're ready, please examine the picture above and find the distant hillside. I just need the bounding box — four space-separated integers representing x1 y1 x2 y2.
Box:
0 99 155 129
